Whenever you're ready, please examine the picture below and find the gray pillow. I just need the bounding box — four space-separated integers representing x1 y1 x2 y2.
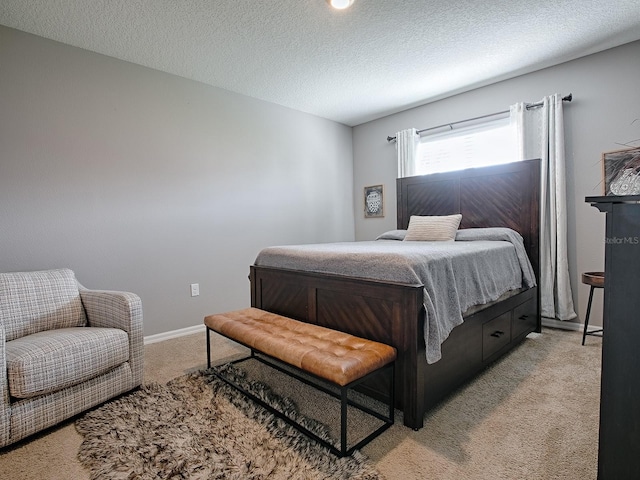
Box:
375 229 407 241
455 227 523 242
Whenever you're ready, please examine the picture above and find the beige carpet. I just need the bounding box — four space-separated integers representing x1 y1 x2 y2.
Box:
0 327 601 479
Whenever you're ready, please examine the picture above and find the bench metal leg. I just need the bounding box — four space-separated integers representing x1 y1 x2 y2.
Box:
206 327 211 368
205 333 395 457
340 386 348 455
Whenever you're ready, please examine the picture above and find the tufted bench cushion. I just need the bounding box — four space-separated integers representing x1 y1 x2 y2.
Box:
204 307 396 386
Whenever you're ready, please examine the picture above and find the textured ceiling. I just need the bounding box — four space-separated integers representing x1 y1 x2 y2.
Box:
2 0 640 126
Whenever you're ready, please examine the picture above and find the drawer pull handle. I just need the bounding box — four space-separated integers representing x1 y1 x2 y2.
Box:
491 330 505 338
518 315 528 320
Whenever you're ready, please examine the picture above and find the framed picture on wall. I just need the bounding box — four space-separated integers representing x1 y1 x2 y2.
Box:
364 184 384 218
602 147 640 196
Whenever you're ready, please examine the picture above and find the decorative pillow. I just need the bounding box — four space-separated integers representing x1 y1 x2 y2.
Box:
375 229 407 241
403 214 462 241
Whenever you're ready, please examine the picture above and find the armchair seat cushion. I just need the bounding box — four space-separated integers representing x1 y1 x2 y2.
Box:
6 327 130 399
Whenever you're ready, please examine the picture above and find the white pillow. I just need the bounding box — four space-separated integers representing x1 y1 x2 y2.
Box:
403 214 462 241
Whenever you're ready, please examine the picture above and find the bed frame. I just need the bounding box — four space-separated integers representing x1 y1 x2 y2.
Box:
250 159 541 430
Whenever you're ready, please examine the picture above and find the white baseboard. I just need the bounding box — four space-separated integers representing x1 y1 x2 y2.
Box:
144 324 206 345
542 317 603 334
542 318 582 331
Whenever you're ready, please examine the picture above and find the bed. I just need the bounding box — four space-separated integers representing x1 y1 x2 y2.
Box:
249 159 541 430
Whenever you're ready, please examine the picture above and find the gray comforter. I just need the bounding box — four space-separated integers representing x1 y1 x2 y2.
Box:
254 228 536 364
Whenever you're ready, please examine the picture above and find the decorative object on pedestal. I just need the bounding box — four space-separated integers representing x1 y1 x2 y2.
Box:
602 147 640 195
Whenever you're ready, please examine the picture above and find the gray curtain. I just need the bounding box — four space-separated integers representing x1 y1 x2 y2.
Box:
510 95 577 320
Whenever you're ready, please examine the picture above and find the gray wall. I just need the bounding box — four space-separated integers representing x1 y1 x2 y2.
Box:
353 40 640 328
3 24 638 335
0 26 355 336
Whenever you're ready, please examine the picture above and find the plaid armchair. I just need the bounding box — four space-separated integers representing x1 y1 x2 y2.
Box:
0 268 143 447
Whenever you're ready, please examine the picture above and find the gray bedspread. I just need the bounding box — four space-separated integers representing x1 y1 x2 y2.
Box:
254 228 536 364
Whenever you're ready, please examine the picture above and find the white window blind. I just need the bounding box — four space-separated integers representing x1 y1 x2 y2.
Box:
415 116 517 175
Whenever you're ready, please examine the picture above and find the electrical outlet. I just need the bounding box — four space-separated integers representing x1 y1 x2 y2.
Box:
190 283 199 297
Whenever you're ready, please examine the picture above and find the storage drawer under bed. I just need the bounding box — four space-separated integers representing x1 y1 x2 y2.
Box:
482 312 512 361
512 298 538 339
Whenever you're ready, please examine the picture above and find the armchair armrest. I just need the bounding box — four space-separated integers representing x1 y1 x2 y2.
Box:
79 289 143 387
0 324 9 446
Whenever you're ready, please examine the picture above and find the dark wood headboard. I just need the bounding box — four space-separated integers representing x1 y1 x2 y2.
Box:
396 158 541 279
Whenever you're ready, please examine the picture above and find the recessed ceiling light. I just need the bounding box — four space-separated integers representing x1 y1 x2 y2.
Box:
327 0 355 10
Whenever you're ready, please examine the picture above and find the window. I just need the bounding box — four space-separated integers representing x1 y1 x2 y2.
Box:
415 115 517 175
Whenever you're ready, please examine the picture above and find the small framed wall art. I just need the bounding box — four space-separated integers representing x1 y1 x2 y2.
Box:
602 147 640 196
364 184 384 218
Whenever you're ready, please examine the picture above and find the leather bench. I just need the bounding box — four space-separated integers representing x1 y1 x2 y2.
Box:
204 307 396 456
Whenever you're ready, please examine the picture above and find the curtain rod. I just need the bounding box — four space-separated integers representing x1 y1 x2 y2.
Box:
386 93 572 142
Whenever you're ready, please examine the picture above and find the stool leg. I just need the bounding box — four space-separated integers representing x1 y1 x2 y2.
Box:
582 286 595 346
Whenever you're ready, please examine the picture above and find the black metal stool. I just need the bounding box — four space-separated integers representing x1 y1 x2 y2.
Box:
582 272 604 345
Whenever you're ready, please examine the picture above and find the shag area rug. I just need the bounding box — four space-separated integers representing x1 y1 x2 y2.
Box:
75 364 382 479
